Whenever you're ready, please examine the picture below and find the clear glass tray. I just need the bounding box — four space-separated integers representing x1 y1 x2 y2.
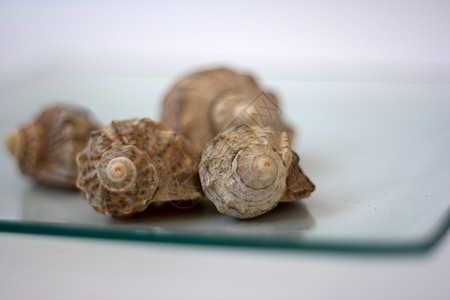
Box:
0 71 449 253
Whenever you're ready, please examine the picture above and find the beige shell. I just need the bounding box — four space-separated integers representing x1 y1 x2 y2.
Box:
4 104 100 188
76 118 203 218
162 67 293 155
199 125 314 219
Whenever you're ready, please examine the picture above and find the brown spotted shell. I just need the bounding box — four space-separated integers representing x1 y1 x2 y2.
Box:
199 125 314 219
76 118 203 218
162 67 293 155
4 104 100 188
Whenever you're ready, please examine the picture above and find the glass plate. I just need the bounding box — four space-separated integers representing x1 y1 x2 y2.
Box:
1 71 449 253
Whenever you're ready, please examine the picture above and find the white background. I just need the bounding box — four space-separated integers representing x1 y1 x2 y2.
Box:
1 1 449 299
1 231 450 300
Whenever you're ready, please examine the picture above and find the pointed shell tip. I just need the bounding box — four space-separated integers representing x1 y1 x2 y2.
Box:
4 130 22 158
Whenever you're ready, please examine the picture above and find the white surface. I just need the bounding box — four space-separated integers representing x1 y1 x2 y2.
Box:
1 231 450 300
1 0 450 299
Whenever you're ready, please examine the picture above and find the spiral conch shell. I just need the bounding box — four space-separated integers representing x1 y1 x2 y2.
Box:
199 125 314 219
76 118 203 217
162 67 293 155
4 104 100 188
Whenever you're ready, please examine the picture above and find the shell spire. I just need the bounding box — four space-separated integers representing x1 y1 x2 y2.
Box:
162 67 294 155
76 118 203 218
100 156 138 192
234 149 278 190
4 130 24 160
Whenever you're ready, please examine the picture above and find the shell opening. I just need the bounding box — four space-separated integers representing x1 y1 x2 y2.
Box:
235 149 278 190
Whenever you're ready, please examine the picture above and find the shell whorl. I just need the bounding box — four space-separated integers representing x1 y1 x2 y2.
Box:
200 124 315 218
105 158 135 184
199 125 288 219
77 143 159 218
98 151 138 193
76 118 203 217
234 148 278 190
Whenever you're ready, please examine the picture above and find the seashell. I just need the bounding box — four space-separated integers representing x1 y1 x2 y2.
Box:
76 118 203 217
199 125 314 219
162 67 293 155
4 104 100 188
